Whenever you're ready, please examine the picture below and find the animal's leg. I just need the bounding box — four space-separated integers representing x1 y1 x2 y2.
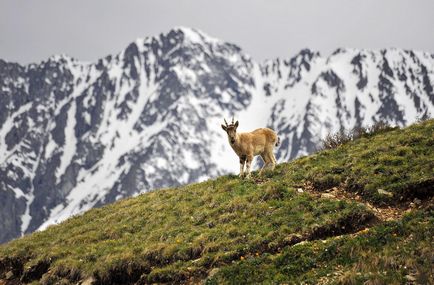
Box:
245 154 254 178
266 150 276 171
239 155 246 177
259 154 271 176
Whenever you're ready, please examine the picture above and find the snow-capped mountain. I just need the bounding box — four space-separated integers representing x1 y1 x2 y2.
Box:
261 48 434 160
1 27 433 243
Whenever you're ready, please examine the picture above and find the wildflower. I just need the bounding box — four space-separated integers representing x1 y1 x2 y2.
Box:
360 228 369 234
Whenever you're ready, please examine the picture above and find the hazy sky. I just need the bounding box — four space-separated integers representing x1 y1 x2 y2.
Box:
1 0 434 64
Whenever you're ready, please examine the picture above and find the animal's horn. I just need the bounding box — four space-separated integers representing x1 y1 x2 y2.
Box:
224 118 229 126
231 117 234 124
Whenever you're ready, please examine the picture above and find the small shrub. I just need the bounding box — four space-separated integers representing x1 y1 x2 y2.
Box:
321 121 397 150
368 121 395 135
351 126 369 139
321 130 352 150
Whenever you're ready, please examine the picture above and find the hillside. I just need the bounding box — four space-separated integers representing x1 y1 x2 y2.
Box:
0 120 433 284
1 27 434 243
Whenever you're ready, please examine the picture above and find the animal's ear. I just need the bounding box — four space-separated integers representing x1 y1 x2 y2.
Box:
221 124 227 131
234 121 239 128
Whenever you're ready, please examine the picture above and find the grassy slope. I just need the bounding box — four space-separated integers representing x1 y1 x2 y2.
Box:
0 120 433 285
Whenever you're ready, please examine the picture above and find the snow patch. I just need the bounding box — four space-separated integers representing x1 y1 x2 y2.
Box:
56 101 77 183
20 192 34 233
44 138 58 159
172 65 197 84
9 186 25 199
176 26 219 45
183 149 200 169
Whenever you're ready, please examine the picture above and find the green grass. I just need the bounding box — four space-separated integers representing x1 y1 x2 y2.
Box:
208 207 434 285
290 119 434 205
0 119 433 284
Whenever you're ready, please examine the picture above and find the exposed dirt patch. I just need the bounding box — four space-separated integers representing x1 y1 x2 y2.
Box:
0 257 25 284
404 178 434 201
300 181 434 222
307 210 376 241
20 259 51 283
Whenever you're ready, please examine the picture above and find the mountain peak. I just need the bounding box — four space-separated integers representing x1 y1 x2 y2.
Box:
174 26 220 45
45 53 76 65
126 27 221 58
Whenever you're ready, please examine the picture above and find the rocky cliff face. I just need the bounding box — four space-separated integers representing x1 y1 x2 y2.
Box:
1 27 433 243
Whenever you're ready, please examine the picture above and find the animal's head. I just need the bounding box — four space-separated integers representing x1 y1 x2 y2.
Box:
221 117 239 144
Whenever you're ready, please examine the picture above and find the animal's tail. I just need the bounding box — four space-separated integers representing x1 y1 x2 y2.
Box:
275 136 281 147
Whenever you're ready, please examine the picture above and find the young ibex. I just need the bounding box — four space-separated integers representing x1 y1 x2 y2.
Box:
221 118 280 178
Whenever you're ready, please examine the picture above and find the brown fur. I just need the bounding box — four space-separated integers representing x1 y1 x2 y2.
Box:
222 119 279 178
